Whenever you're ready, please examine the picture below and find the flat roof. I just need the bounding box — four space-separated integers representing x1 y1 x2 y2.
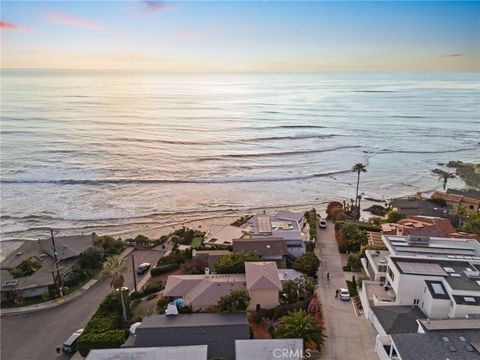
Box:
257 216 272 234
139 313 249 329
390 257 480 292
419 318 480 331
86 346 208 360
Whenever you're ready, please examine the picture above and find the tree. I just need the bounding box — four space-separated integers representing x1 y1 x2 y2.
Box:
103 256 128 322
275 310 325 351
435 170 456 191
351 163 367 219
94 236 125 257
339 222 368 253
462 211 480 236
347 254 361 271
386 210 402 223
456 204 468 229
80 246 104 270
292 252 320 276
217 290 250 311
216 252 261 274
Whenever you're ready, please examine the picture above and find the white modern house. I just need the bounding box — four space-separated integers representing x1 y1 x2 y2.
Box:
360 235 480 339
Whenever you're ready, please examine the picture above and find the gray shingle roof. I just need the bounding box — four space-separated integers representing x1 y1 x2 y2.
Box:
371 305 426 334
392 330 480 360
232 237 288 257
39 234 96 260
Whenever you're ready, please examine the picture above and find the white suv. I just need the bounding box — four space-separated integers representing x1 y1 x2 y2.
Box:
339 288 351 301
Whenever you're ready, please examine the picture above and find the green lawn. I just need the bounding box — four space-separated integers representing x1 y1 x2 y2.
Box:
190 236 203 248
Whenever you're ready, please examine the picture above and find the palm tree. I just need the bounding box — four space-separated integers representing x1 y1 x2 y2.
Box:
351 163 367 219
436 170 456 191
104 255 128 321
275 309 325 351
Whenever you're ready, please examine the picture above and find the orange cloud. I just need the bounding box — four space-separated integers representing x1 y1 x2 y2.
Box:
0 21 28 31
47 11 100 29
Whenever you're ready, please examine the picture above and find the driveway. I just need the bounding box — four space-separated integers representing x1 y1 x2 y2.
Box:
315 221 377 360
1 248 165 360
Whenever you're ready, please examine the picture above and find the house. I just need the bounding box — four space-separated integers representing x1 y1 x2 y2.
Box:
126 313 250 360
163 272 246 310
432 191 480 212
86 345 208 360
375 317 480 360
381 216 479 240
232 237 288 268
359 235 480 333
369 305 426 336
244 212 307 259
192 249 232 273
235 339 304 360
163 261 285 311
245 262 282 311
1 233 96 300
203 225 248 246
39 233 97 261
391 198 449 218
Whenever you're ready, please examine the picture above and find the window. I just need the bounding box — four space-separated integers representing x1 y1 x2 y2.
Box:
388 267 395 281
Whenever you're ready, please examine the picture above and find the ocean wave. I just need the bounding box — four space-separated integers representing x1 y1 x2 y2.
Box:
0 168 352 186
197 145 361 161
379 146 479 155
353 90 396 93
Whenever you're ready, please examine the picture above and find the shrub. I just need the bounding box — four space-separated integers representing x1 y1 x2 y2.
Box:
77 330 125 357
150 263 180 276
9 268 25 278
371 217 382 226
347 254 361 271
156 297 171 314
64 267 89 287
292 252 320 276
94 236 125 257
98 291 130 315
157 249 192 266
326 202 343 219
305 241 315 253
80 246 104 270
84 314 120 334
145 293 157 301
365 205 386 216
217 290 250 312
355 223 381 232
216 252 261 274
386 210 403 223
339 222 368 253
346 280 358 297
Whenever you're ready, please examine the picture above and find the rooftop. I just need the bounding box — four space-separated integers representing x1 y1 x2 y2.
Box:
371 305 426 334
432 191 480 206
390 257 480 292
85 345 208 360
39 233 97 261
392 330 480 360
365 250 389 269
138 313 249 329
204 225 246 245
418 318 480 331
232 237 288 257
235 339 304 360
245 262 282 291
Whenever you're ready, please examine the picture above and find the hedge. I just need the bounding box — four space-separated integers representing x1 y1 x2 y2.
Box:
83 314 120 334
77 330 125 356
150 263 180 276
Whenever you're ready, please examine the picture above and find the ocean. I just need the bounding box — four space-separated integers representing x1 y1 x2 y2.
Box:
1 71 479 240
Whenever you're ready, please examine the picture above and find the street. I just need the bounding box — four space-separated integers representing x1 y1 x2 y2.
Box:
0 249 164 360
314 220 377 360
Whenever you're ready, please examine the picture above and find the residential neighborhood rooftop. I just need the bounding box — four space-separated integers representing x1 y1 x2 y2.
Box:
245 262 282 291
371 305 426 334
85 345 208 360
138 313 249 329
235 339 304 360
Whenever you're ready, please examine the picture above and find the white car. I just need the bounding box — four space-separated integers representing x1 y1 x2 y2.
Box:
62 328 84 353
339 288 351 301
319 220 327 229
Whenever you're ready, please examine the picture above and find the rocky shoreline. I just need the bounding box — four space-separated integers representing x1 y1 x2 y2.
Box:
447 161 480 189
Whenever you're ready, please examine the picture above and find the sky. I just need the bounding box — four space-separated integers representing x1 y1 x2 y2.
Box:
1 1 479 72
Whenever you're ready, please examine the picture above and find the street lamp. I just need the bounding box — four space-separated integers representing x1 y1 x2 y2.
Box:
50 229 64 301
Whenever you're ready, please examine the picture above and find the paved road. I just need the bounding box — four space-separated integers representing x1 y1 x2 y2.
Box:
1 249 164 360
315 220 377 360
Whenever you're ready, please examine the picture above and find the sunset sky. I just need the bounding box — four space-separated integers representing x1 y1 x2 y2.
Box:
1 1 479 72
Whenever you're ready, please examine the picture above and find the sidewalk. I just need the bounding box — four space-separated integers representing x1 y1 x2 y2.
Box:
314 221 377 360
0 247 135 316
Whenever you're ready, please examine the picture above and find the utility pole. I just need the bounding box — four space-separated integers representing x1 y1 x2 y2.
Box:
51 229 64 299
131 254 138 294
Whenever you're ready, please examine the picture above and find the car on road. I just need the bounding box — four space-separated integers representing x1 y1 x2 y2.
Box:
62 328 84 353
319 220 327 229
339 288 351 301
136 262 151 275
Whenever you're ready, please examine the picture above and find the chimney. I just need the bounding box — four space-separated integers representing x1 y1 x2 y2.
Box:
205 268 210 276
192 249 197 257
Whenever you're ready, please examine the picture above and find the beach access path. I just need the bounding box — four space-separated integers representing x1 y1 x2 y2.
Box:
315 220 377 360
1 248 167 360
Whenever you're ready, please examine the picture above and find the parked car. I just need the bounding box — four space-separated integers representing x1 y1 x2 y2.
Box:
62 328 84 353
319 220 327 229
339 288 351 301
136 263 151 275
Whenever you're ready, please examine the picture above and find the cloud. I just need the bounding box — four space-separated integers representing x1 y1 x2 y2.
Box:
46 11 100 29
174 29 200 39
0 21 28 31
440 53 464 57
143 1 169 12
